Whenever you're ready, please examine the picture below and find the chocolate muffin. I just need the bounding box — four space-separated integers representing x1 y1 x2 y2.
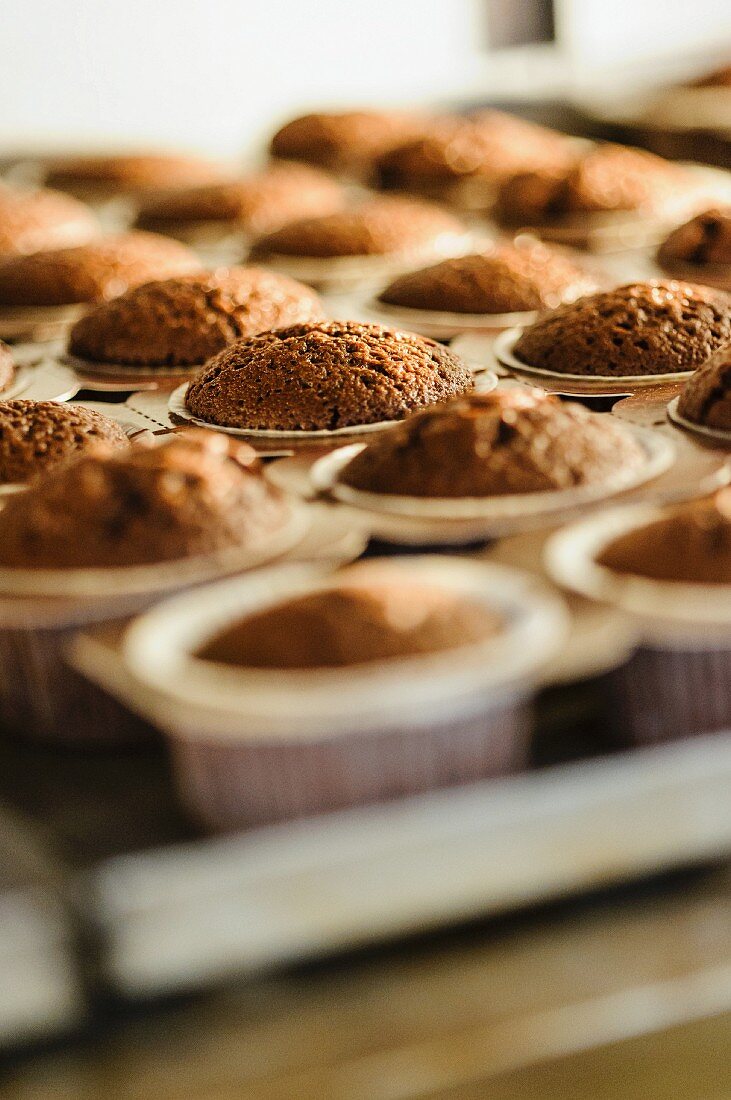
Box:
0 400 129 483
375 111 573 191
597 490 731 584
185 320 473 431
496 144 686 225
135 163 343 239
378 240 595 315
0 233 200 308
45 153 225 197
68 268 324 368
0 431 292 568
340 389 645 497
677 345 731 430
0 187 97 258
0 342 15 393
513 281 731 378
270 111 427 175
657 209 731 271
251 198 464 259
198 574 501 669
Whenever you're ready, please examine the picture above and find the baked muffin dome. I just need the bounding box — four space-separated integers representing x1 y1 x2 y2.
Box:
0 431 292 568
0 342 15 393
269 111 426 174
251 198 464 259
375 111 573 191
513 281 731 378
0 187 97 258
597 490 731 584
378 240 595 315
496 144 686 224
185 320 473 431
45 153 225 194
677 345 731 430
199 574 500 669
68 268 324 367
340 389 645 497
0 400 129 483
658 209 731 268
0 232 200 307
135 163 344 238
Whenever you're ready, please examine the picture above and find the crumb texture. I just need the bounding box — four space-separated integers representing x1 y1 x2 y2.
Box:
0 400 129 483
185 320 473 431
513 281 731 377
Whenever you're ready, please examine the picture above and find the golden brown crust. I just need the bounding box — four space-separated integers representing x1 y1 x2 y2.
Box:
677 345 731 429
0 233 200 307
340 389 645 497
0 431 292 568
0 400 129 483
251 198 463 259
135 163 344 237
185 320 473 431
597 491 731 584
0 187 97 258
68 268 324 367
45 153 225 192
378 240 595 314
198 577 501 668
513 281 731 378
657 209 731 268
269 111 428 173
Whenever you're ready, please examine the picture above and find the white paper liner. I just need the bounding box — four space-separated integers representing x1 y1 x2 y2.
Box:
0 361 80 402
253 232 475 290
310 425 675 523
63 352 206 382
0 502 309 605
544 505 731 647
0 303 88 343
666 396 731 445
168 371 498 441
493 327 695 394
366 297 538 341
122 557 569 738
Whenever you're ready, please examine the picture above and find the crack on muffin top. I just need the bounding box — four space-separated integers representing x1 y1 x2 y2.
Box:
513 281 731 378
185 320 473 431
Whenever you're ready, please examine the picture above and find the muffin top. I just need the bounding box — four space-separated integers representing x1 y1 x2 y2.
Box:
340 389 645 497
0 431 292 569
251 198 463 259
688 64 731 88
0 187 97 258
677 345 731 430
0 232 201 307
198 567 501 669
513 281 731 378
0 342 14 394
597 491 731 584
658 209 731 268
185 320 473 431
45 153 225 192
0 400 130 483
375 111 574 189
68 268 324 367
270 111 427 173
497 144 685 224
378 239 596 314
135 163 343 237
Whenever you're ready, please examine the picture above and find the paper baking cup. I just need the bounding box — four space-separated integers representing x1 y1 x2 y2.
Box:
498 210 671 253
366 297 538 341
311 425 675 522
0 303 88 344
168 372 498 445
63 352 206 387
122 557 568 829
493 328 695 395
0 360 80 402
666 396 731 446
0 504 310 744
253 232 475 292
545 506 731 744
